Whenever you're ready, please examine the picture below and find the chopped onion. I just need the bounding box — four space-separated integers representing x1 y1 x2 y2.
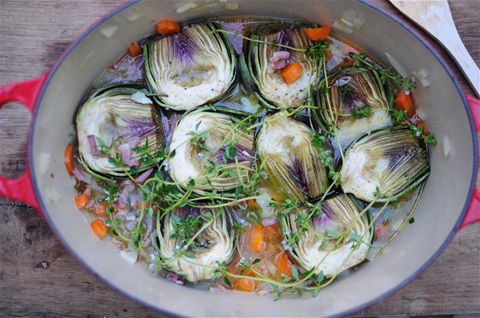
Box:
120 250 138 265
176 2 198 13
385 52 408 78
126 13 141 22
332 20 354 34
45 187 60 203
100 25 119 39
38 152 51 175
130 91 153 104
412 69 431 88
416 106 427 119
442 135 451 158
420 78 431 88
352 17 365 30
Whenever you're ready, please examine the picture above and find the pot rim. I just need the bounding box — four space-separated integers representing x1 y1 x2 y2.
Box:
28 0 479 316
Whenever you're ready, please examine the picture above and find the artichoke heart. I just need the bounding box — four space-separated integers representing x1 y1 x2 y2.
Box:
144 23 236 111
76 88 164 177
168 109 254 191
279 194 370 277
241 24 321 108
341 127 430 202
316 67 393 147
158 206 236 282
257 112 329 203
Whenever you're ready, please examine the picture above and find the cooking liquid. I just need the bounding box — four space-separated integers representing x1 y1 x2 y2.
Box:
77 16 423 293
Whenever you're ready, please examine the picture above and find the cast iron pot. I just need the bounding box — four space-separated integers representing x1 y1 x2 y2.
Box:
0 0 479 316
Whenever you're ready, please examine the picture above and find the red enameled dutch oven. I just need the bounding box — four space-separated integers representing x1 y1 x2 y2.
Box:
0 0 478 316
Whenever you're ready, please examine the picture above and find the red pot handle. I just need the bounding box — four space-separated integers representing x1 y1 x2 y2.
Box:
0 74 47 212
458 94 480 230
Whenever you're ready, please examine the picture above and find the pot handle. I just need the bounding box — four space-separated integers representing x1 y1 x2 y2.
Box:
0 74 47 211
458 94 480 230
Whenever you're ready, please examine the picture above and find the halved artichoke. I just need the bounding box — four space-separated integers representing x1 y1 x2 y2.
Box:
76 87 164 178
315 66 393 147
340 126 430 202
167 108 254 191
158 206 236 282
256 112 329 203
240 23 321 108
144 22 236 111
279 194 371 277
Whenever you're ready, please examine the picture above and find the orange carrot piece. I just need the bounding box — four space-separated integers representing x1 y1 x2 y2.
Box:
280 62 304 84
95 203 107 216
304 26 331 41
374 222 388 241
74 193 90 209
234 278 256 292
263 223 280 239
91 219 107 238
64 144 74 175
127 42 142 57
324 50 333 61
275 252 292 276
247 199 260 210
394 89 415 117
156 19 180 35
416 120 430 135
250 224 267 252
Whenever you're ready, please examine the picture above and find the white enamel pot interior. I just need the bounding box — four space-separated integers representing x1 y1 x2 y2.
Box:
29 0 477 316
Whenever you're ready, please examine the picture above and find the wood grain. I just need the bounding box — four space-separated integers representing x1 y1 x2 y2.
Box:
0 0 478 317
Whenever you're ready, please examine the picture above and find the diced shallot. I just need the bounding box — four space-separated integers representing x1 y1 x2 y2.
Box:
118 143 140 167
87 135 100 155
270 51 290 70
134 168 153 184
166 272 185 285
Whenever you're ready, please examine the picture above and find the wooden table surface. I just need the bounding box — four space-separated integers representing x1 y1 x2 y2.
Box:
0 0 479 317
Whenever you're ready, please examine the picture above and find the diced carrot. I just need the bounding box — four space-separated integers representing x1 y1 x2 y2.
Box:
324 50 333 61
91 219 107 238
234 278 256 292
394 89 415 117
250 224 267 252
304 26 331 41
264 223 280 239
416 120 430 135
374 222 388 241
156 19 180 35
95 203 107 216
280 62 304 84
74 193 90 209
275 252 292 276
64 144 74 175
247 199 260 210
127 42 142 57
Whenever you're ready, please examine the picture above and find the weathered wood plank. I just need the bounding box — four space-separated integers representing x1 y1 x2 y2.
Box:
0 0 478 317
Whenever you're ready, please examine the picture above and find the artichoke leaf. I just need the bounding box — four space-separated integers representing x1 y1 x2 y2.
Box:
243 23 321 108
144 23 236 111
279 194 371 277
316 67 393 147
76 87 164 177
340 126 430 202
257 113 329 203
158 206 236 282
167 108 254 191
